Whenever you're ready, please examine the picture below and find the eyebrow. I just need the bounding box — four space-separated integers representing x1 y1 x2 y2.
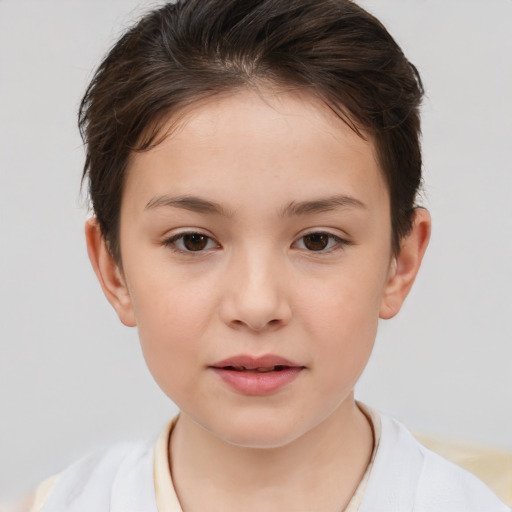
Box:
281 195 367 217
144 194 233 216
144 194 366 217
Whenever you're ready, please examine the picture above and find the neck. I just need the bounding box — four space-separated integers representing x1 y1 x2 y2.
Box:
170 398 374 512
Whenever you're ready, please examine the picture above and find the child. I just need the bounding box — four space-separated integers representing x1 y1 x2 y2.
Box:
26 0 510 511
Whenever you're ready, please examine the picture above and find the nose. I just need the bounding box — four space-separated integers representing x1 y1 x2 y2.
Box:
219 248 292 333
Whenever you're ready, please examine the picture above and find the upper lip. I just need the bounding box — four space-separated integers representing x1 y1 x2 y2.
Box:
210 354 303 370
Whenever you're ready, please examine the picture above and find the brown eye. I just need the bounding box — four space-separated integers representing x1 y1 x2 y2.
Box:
295 232 346 252
303 233 329 251
182 233 208 251
164 232 217 252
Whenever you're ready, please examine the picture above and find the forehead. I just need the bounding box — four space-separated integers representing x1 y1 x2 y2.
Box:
154 86 375 160
123 87 388 213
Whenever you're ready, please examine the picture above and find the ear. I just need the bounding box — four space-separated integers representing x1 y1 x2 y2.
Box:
379 208 431 320
85 217 136 327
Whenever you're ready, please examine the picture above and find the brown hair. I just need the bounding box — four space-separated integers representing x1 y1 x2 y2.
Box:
79 0 424 264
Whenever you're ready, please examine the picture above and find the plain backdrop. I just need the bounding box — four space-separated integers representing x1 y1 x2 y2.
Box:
1 0 511 502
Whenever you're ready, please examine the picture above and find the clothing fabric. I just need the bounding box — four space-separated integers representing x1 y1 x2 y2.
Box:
30 409 510 512
153 404 381 512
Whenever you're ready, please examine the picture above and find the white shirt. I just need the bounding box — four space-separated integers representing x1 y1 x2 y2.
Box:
30 409 510 512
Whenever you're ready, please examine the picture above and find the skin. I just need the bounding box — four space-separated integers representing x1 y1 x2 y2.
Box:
86 87 430 511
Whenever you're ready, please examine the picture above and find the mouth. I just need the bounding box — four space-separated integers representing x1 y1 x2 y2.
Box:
209 355 305 395
216 364 295 373
210 354 304 372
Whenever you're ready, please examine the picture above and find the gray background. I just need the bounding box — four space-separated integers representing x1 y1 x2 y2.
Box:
1 0 511 503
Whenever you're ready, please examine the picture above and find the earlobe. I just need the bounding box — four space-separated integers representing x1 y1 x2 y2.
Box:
85 217 136 327
379 208 431 320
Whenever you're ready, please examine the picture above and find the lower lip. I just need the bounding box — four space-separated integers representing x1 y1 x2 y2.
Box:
211 367 303 395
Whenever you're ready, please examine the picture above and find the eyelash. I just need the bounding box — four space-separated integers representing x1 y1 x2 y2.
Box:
293 232 348 253
163 232 220 253
163 230 349 255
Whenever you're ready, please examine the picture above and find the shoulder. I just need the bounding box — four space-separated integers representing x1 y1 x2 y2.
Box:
414 444 510 512
361 412 510 512
30 440 158 512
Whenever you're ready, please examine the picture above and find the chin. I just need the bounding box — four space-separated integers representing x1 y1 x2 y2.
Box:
208 410 312 450
222 428 302 450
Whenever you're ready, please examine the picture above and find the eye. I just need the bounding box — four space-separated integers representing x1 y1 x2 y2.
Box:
295 232 346 252
164 232 218 252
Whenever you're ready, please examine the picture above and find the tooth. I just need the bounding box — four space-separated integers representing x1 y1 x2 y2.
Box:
224 365 291 372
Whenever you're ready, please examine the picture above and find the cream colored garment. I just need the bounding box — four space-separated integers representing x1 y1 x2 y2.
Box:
154 405 382 512
25 475 59 512
25 409 380 512
24 407 510 511
415 433 512 506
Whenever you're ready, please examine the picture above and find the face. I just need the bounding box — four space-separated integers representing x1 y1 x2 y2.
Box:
94 88 417 448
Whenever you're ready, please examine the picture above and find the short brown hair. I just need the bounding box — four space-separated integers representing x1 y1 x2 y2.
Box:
79 0 424 264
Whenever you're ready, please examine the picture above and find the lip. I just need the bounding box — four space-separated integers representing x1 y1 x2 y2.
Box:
209 354 305 396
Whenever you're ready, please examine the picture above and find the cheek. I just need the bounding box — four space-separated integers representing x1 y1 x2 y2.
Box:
127 271 216 396
298 269 384 379
128 257 217 336
301 263 384 331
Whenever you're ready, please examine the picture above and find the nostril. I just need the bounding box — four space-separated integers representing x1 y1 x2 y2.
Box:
229 317 282 331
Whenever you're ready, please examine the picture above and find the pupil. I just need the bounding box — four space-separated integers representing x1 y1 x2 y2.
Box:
304 233 328 251
183 234 207 251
